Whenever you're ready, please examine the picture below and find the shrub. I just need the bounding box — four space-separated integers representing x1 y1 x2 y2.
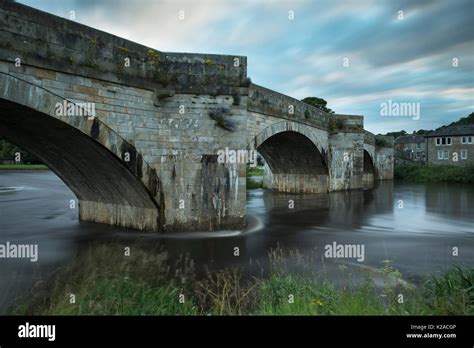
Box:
209 105 237 131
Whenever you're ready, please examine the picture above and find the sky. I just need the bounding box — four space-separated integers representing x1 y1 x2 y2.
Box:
18 0 474 134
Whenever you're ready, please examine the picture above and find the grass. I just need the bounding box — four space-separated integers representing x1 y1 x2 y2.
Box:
246 177 263 189
0 164 48 170
247 166 264 177
394 164 474 183
246 166 264 189
12 243 474 316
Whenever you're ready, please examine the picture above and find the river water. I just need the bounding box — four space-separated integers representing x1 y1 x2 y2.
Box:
0 170 473 312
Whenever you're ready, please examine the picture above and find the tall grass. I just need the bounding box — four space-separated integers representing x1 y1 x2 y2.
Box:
394 164 474 183
13 244 474 316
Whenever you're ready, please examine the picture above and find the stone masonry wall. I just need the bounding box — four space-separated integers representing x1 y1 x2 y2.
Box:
0 1 248 96
328 132 365 191
0 61 248 231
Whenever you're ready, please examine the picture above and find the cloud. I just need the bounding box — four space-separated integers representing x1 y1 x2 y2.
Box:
18 0 474 134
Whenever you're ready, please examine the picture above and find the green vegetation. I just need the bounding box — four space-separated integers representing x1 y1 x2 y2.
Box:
0 140 41 164
447 112 474 127
385 129 430 138
394 164 474 183
241 77 252 87
0 164 48 170
13 244 473 315
375 137 388 147
246 166 264 189
246 177 263 189
329 117 345 132
301 97 335 114
247 166 264 177
384 112 473 139
232 93 241 106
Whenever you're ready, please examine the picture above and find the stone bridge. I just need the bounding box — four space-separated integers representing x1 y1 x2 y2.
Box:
0 1 393 232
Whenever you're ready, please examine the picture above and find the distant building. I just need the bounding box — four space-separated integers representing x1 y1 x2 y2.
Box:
425 124 474 166
394 135 426 164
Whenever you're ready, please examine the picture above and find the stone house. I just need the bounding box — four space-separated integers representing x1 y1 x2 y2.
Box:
425 124 474 166
394 135 426 163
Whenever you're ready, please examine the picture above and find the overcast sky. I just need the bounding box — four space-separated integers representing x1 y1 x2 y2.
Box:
19 0 474 134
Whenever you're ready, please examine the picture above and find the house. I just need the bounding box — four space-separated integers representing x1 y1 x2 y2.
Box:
394 135 426 164
425 124 474 166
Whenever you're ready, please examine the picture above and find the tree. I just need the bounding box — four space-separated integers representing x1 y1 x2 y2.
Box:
447 112 474 126
382 112 473 137
414 129 430 135
301 97 335 114
0 139 41 163
385 130 407 139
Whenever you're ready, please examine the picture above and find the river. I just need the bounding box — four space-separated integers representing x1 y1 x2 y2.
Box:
0 170 473 312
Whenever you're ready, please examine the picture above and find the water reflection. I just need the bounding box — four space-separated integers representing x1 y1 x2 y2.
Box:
0 171 473 313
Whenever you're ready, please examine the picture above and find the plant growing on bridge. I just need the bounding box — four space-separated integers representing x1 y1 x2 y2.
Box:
329 117 345 132
241 77 252 87
209 105 237 131
146 49 161 64
232 94 241 106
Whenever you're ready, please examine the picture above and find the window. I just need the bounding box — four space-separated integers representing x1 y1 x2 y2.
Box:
436 137 452 146
462 136 473 144
438 150 449 160
461 149 468 160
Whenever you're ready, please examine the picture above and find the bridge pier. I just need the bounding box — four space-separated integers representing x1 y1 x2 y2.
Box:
328 130 365 191
0 1 394 233
79 201 161 231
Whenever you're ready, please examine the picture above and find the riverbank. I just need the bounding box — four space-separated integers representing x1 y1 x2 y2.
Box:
246 166 264 189
394 164 474 183
13 243 473 315
0 164 48 170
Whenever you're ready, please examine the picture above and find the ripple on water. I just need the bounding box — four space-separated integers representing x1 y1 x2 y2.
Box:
0 186 25 194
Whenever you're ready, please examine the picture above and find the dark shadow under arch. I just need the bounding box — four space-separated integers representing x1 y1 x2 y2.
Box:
0 98 162 231
256 131 329 193
363 150 375 189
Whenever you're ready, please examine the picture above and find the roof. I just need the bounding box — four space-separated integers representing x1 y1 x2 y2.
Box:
395 135 425 144
425 124 474 137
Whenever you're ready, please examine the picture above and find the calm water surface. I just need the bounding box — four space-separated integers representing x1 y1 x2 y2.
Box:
0 170 473 312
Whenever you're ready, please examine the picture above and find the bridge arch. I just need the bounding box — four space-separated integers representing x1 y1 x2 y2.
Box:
0 72 163 231
249 121 329 193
